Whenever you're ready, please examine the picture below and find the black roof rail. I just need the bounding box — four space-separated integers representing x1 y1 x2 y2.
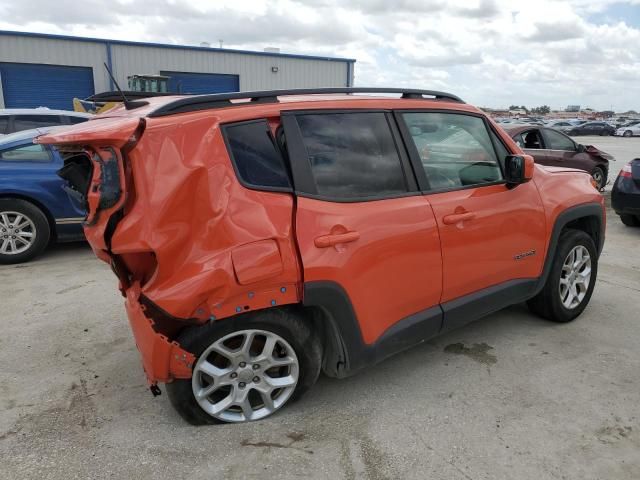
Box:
147 87 464 117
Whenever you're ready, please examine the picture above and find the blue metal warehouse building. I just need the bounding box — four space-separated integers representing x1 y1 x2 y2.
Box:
0 30 356 110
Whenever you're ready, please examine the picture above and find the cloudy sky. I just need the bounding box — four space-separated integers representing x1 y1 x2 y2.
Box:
1 0 639 111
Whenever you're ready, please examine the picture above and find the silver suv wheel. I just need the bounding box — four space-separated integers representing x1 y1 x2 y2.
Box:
559 245 592 309
191 329 299 422
0 211 37 255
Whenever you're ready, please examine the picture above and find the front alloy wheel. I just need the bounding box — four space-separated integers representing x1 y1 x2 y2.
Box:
192 329 299 422
558 245 591 309
0 211 36 255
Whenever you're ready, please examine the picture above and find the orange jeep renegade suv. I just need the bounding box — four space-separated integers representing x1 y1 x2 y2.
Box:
39 88 605 424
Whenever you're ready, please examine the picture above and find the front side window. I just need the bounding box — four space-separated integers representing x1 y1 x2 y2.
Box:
224 120 291 190
542 129 575 151
296 112 407 199
0 143 51 162
13 115 62 131
402 112 503 190
0 116 8 134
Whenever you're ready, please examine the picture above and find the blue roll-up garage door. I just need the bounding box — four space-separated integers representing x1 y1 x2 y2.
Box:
161 71 239 94
0 62 94 110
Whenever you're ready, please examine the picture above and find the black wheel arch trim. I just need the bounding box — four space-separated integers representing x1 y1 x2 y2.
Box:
533 202 604 296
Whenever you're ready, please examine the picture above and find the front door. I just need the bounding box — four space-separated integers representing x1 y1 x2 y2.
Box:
282 111 443 346
397 111 547 330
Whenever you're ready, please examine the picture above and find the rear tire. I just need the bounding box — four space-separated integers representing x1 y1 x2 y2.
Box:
620 214 640 227
0 199 50 265
591 167 606 190
166 308 322 425
527 229 597 323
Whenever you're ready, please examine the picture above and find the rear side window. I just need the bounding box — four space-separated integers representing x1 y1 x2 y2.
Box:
0 116 8 134
224 120 291 190
13 115 62 131
0 143 51 162
296 112 407 199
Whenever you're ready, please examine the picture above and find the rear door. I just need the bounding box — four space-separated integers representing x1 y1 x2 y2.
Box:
397 111 546 331
540 128 591 172
282 110 443 346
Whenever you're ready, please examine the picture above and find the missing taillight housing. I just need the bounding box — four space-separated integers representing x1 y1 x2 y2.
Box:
57 151 93 210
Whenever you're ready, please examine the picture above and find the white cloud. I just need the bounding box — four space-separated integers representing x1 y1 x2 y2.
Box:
0 0 638 110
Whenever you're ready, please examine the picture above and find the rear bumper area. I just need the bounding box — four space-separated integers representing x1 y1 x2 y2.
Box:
612 178 640 215
124 283 195 385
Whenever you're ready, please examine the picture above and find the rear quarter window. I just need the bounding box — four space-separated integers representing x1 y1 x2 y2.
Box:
13 115 63 131
223 119 291 191
0 116 8 134
0 143 51 162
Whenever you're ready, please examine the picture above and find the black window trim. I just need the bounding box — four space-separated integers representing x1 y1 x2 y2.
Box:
220 118 294 194
281 109 421 203
394 108 511 195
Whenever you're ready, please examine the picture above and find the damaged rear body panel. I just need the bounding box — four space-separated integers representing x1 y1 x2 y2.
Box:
37 110 302 386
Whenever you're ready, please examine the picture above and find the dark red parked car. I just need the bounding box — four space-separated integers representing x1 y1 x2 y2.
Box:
504 126 613 189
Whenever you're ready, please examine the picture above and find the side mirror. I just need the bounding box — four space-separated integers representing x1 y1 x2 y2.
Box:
577 144 586 153
504 154 534 188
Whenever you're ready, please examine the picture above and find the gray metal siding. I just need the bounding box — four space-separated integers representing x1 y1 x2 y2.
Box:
0 35 108 107
0 33 351 107
110 44 348 91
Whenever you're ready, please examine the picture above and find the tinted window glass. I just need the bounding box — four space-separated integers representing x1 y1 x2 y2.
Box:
0 116 8 134
402 112 503 190
67 116 89 125
543 129 575 151
13 115 62 131
0 143 50 162
225 120 291 189
296 113 407 198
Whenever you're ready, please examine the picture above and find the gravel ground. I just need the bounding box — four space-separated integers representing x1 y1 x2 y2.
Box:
1 154 639 479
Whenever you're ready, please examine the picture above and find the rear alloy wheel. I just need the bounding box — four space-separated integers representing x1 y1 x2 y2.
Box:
591 167 606 190
619 214 640 227
527 229 597 322
191 329 299 422
167 309 321 424
623 130 633 137
0 199 50 264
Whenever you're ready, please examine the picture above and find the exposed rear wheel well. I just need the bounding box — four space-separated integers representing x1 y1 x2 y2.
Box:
291 304 346 378
0 194 56 242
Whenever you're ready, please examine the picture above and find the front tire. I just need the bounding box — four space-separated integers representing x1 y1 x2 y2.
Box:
620 214 640 227
0 199 50 264
527 229 597 322
623 130 633 137
166 308 322 425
